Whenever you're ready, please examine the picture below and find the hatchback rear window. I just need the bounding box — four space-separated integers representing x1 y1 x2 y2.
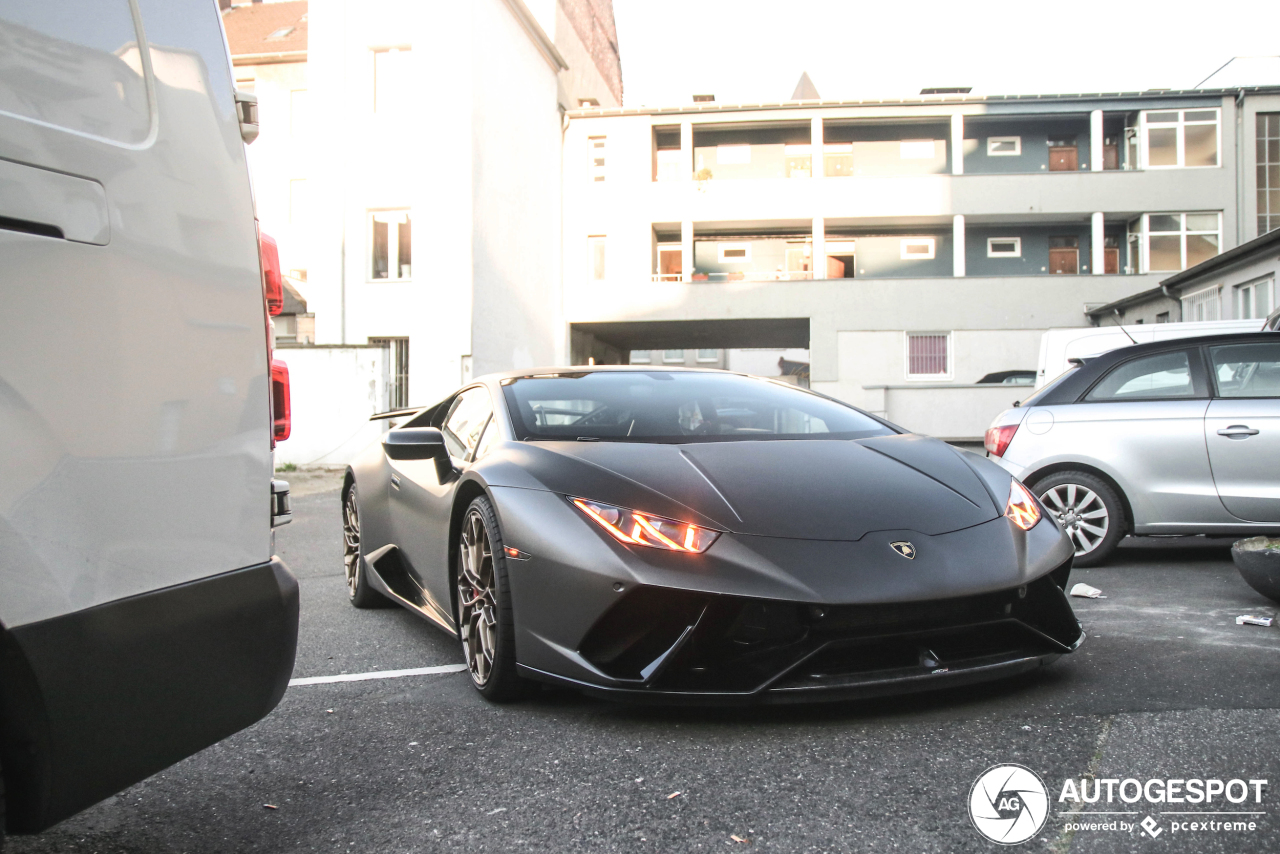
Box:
1085 351 1196 401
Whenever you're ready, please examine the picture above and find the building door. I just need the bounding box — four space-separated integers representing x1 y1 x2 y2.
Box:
1049 237 1079 274
1048 138 1078 171
1103 136 1120 170
370 337 409 409
1104 236 1119 274
657 245 682 280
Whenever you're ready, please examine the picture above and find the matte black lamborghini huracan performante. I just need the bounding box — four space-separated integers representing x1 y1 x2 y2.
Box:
343 368 1082 703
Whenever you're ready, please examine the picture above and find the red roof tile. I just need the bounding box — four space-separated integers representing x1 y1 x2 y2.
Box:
222 1 308 59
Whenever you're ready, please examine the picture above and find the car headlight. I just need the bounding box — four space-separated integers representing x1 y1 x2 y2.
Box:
571 497 720 553
1005 480 1042 531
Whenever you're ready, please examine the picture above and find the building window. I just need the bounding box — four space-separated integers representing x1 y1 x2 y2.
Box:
1181 285 1222 322
987 237 1021 257
369 210 411 280
1236 277 1275 320
629 350 652 364
373 48 411 114
589 136 606 181
1259 113 1280 236
906 333 950 378
900 238 936 260
987 136 1021 156
589 236 606 281
718 242 752 263
1156 312 1170 323
370 337 410 408
899 140 937 160
663 349 685 363
696 349 719 362
1143 109 1219 168
1144 212 1220 273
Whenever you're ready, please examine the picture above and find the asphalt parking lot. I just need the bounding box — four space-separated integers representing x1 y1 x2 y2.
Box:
11 475 1280 854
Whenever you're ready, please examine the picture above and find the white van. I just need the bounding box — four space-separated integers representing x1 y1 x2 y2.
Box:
1036 319 1267 387
1 0 296 839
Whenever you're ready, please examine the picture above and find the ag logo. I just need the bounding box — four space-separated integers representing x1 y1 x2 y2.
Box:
890 541 916 559
968 764 1049 845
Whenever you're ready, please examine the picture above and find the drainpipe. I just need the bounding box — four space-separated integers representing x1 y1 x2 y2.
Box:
1236 89 1246 245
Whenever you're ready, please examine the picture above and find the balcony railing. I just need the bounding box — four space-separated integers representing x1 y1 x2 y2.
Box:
650 271 814 283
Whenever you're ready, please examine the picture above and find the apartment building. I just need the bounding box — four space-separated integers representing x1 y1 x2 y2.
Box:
562 87 1280 440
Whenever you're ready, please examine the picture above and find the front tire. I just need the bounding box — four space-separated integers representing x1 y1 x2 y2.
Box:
1032 470 1125 568
457 496 529 702
343 484 390 608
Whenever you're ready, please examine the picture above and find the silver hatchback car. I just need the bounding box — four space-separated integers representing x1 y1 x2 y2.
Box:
985 332 1280 566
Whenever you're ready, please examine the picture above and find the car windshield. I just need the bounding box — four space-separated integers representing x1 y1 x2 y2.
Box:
501 371 895 443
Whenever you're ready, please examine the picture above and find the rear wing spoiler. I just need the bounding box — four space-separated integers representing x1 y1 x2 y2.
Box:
369 407 423 422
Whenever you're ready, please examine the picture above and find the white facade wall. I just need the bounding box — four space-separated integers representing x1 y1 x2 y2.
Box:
304 0 615 410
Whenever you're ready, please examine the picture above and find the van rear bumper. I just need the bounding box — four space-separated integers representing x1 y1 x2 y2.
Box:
0 558 299 833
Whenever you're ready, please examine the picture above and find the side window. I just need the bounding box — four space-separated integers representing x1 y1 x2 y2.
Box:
1085 351 1196 402
1210 343 1280 399
474 417 500 460
442 387 493 460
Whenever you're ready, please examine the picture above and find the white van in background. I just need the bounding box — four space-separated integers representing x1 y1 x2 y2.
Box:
1036 319 1267 388
1 0 297 840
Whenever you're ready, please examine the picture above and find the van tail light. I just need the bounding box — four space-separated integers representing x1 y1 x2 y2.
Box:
984 424 1019 458
271 358 291 442
259 229 283 316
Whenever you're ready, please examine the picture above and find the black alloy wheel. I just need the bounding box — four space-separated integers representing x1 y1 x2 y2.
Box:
344 485 389 608
457 496 529 701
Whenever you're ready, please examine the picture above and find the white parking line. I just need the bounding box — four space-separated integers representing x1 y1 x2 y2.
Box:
289 663 467 686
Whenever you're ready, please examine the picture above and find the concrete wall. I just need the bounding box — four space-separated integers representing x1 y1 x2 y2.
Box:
275 345 388 466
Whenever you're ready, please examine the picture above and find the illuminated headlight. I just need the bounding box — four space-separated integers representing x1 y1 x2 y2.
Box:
571 498 720 553
1005 480 1042 531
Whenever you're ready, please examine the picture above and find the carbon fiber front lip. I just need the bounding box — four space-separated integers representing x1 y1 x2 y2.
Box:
517 650 1064 706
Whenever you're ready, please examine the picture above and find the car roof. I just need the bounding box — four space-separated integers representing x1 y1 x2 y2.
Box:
1034 330 1278 406
478 365 741 383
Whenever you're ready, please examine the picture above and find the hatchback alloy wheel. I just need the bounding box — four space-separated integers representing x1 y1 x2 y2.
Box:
1040 483 1109 556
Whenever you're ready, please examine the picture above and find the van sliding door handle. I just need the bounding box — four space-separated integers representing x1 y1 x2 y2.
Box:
0 158 109 245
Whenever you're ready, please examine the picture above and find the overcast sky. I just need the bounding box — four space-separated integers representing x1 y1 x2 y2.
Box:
612 0 1280 107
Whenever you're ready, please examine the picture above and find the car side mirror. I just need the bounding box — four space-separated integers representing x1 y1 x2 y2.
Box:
383 428 453 482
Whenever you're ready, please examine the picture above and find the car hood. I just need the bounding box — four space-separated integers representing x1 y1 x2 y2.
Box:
489 434 1001 541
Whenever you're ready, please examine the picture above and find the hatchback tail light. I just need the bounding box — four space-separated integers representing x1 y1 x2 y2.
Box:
271 358 291 442
259 229 283 317
985 424 1019 457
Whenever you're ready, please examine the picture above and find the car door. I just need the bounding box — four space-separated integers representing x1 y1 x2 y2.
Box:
1071 347 1216 527
1204 341 1280 522
389 385 493 625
